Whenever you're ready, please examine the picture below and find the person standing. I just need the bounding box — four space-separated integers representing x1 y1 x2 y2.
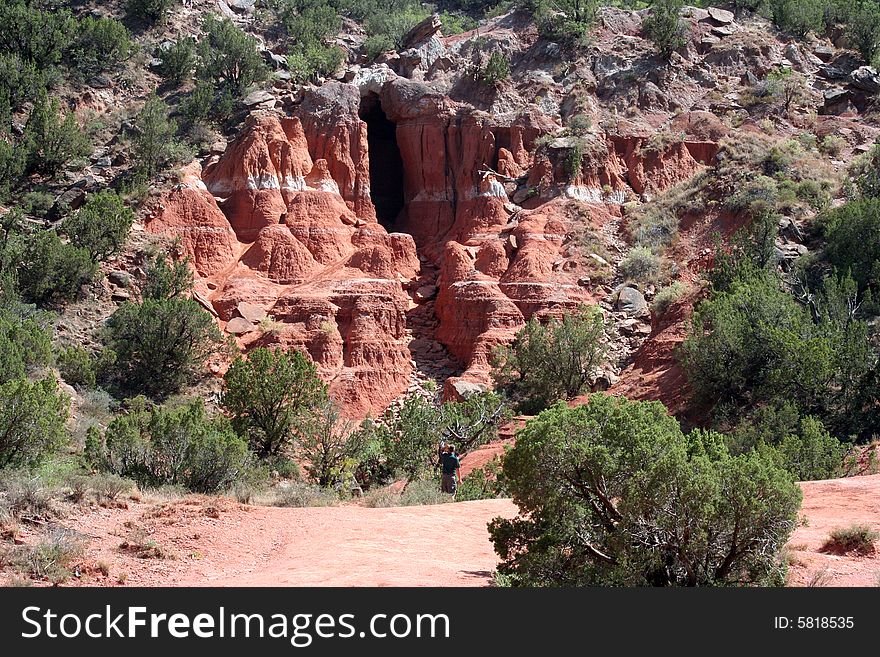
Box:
439 443 461 497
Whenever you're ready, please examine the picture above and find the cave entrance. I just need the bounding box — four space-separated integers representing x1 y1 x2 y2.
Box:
360 93 405 230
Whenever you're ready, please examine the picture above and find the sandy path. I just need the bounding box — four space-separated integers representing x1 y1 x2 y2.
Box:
186 499 517 587
8 474 880 587
787 474 880 586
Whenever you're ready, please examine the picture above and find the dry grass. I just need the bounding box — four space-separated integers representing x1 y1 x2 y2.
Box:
821 524 879 556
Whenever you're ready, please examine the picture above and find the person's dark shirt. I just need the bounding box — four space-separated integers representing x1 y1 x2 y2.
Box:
440 452 460 475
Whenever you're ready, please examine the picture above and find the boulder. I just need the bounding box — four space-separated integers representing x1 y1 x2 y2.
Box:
226 317 256 335
821 88 851 115
236 301 268 324
241 89 276 108
813 45 834 62
706 7 734 25
402 13 442 48
446 379 489 402
108 271 131 288
849 66 880 94
616 286 649 317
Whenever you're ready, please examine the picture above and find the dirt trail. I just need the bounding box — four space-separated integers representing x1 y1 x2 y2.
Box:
45 497 516 588
188 500 517 587
787 474 880 587
8 475 880 588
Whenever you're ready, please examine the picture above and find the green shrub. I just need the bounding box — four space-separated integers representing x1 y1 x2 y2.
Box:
652 281 686 316
271 481 339 507
490 395 802 586
198 15 268 96
103 296 223 400
562 140 584 180
774 417 847 481
57 345 97 390
769 0 826 37
70 16 131 79
439 11 478 35
529 0 596 48
126 0 176 24
822 198 880 295
849 143 880 200
0 2 76 68
364 478 449 507
364 3 431 54
844 2 880 63
567 113 591 135
131 94 182 180
61 190 134 263
0 53 48 119
456 457 506 501
178 81 216 127
377 391 510 482
0 377 68 469
364 34 395 59
222 347 328 458
158 37 196 86
140 251 194 301
822 524 879 555
22 89 91 176
287 43 344 83
298 399 364 487
478 51 511 85
17 230 97 304
6 528 87 584
679 270 833 409
491 306 607 413
0 304 52 385
94 398 256 493
642 0 685 58
619 246 661 283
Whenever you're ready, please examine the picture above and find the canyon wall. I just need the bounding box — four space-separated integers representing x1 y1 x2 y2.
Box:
147 72 716 417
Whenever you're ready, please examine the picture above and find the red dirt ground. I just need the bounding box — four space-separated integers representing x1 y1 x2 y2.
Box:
786 474 880 587
4 475 878 587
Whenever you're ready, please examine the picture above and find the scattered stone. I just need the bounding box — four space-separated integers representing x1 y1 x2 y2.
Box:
711 25 735 38
193 291 219 317
402 13 442 49
261 49 288 70
849 66 880 94
822 88 851 115
242 89 276 108
414 284 438 303
589 253 610 268
591 371 619 391
706 7 734 25
226 317 255 335
88 74 113 89
616 286 649 317
236 301 267 324
227 0 256 11
111 289 130 302
813 45 835 62
217 0 238 20
577 276 592 287
108 270 131 288
448 379 489 402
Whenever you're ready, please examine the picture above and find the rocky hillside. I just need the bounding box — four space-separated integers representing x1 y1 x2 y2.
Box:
127 3 877 420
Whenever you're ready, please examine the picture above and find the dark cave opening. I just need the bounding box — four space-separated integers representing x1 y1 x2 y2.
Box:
360 93 405 230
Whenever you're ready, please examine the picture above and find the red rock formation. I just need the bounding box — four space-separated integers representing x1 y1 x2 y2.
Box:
147 73 717 417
